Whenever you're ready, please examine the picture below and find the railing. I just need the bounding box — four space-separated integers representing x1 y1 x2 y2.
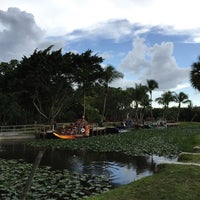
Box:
0 124 51 136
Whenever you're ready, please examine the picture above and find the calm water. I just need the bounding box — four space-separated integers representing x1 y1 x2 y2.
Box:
0 139 177 187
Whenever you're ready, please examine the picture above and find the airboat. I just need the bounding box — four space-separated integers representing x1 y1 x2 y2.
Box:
53 118 90 139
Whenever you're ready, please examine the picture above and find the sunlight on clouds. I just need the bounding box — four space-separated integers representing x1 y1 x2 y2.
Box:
2 0 200 38
119 37 149 73
110 77 138 89
119 37 190 90
0 7 45 61
172 83 191 91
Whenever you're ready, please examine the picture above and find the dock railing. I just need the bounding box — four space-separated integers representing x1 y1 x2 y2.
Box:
0 124 51 137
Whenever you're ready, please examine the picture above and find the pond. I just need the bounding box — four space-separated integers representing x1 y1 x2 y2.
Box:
0 139 177 187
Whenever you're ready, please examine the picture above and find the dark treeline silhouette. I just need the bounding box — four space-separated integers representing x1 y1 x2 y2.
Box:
0 46 199 125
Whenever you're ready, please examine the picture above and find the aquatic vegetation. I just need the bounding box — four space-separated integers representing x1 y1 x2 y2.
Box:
0 158 111 199
28 126 200 157
2 125 200 199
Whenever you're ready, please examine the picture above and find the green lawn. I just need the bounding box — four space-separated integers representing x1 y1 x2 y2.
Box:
87 164 200 200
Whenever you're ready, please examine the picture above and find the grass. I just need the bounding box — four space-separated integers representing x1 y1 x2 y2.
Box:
178 153 200 164
179 122 200 126
87 164 200 200
85 124 200 200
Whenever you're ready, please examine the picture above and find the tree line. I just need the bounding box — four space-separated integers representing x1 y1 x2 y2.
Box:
0 46 200 125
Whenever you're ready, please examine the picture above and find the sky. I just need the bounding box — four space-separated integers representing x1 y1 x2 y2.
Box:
1 0 200 107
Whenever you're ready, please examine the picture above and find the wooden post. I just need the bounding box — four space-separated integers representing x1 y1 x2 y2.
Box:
20 149 45 200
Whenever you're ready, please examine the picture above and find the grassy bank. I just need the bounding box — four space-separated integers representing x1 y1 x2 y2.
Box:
87 164 200 200
86 124 200 200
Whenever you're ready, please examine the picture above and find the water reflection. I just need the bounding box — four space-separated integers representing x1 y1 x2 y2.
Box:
45 150 157 186
0 139 177 187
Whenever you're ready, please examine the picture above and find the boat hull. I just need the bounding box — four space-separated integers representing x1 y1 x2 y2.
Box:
53 132 76 139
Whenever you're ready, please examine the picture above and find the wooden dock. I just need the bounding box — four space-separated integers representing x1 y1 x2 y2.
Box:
0 123 119 139
89 126 107 136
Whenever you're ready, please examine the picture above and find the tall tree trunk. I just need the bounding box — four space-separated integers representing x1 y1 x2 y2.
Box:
102 86 108 122
135 102 139 122
150 93 153 118
176 103 181 122
83 89 86 117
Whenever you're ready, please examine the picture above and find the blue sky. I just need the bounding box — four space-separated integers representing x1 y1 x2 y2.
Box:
1 0 200 107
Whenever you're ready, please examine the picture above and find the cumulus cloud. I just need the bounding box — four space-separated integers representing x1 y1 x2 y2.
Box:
119 37 190 90
0 7 63 62
119 37 149 74
0 7 44 61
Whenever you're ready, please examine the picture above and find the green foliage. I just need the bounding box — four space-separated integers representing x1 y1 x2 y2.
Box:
190 56 200 91
178 153 200 163
0 47 104 124
0 46 199 125
14 46 75 123
0 158 111 199
28 126 200 156
0 93 23 125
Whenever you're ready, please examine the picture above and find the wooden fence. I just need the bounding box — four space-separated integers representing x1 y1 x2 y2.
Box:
0 124 50 137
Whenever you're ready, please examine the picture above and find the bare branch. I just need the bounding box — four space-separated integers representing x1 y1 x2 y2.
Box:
33 95 48 120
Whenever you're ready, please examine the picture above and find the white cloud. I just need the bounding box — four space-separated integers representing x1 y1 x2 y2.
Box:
0 7 63 61
110 77 139 89
147 42 190 89
119 37 190 90
63 19 134 42
2 0 200 39
119 37 149 74
0 8 44 61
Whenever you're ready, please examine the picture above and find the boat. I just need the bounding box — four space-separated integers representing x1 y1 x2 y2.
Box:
53 118 90 139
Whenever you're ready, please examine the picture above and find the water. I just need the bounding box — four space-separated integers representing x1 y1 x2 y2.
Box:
0 139 177 187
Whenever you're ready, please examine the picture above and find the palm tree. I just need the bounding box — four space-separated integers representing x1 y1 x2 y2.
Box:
131 83 148 122
174 92 191 122
190 56 200 91
146 79 159 118
155 91 175 118
139 93 151 122
101 65 123 121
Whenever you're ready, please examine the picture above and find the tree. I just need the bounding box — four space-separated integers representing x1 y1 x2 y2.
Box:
146 79 159 118
0 59 19 93
174 92 191 122
0 60 23 124
101 65 123 121
14 46 74 124
190 56 200 91
72 50 104 118
155 91 176 118
105 87 129 121
139 92 151 122
129 84 149 122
